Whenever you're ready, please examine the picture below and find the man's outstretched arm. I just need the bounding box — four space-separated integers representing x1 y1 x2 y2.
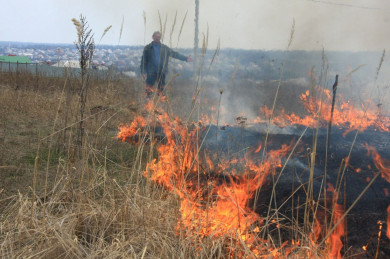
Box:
170 48 192 62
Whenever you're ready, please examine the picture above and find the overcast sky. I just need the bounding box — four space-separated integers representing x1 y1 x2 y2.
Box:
1 0 389 51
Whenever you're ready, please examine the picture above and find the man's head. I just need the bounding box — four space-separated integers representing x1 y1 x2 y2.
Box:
152 31 161 44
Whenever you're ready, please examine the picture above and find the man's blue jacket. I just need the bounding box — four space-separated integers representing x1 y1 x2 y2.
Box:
140 42 187 75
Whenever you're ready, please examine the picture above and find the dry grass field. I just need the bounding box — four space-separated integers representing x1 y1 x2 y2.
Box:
1 64 389 258
0 70 240 258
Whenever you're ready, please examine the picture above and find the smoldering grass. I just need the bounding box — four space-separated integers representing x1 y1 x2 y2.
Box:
317 172 381 251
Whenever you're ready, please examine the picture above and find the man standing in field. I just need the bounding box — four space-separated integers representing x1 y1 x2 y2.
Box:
140 31 192 97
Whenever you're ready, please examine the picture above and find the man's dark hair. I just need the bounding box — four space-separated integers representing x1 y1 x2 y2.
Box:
152 31 161 37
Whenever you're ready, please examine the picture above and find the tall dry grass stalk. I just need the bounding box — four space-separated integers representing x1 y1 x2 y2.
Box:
169 11 177 47
176 11 188 49
194 0 200 77
118 16 124 45
43 76 69 217
73 14 95 156
157 11 168 42
375 49 385 81
99 25 112 43
143 11 146 44
71 18 82 43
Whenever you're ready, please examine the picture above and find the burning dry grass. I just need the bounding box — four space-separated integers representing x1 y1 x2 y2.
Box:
0 73 194 258
115 99 353 258
1 62 390 258
113 72 390 257
0 72 270 258
254 86 390 135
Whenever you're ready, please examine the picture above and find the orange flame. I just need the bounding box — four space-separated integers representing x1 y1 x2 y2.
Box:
116 102 352 257
364 144 390 183
116 96 390 257
309 184 345 259
117 115 146 143
118 105 297 257
254 142 263 153
387 205 390 240
326 184 345 259
328 203 345 259
254 86 390 134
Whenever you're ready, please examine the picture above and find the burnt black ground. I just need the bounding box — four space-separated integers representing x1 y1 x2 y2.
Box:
202 124 390 257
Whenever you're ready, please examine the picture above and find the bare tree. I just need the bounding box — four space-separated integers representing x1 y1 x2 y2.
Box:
72 15 95 155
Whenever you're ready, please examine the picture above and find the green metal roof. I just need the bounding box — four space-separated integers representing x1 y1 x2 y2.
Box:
0 56 32 63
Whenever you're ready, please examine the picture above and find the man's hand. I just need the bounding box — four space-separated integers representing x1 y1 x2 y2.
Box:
142 74 147 80
187 55 193 62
